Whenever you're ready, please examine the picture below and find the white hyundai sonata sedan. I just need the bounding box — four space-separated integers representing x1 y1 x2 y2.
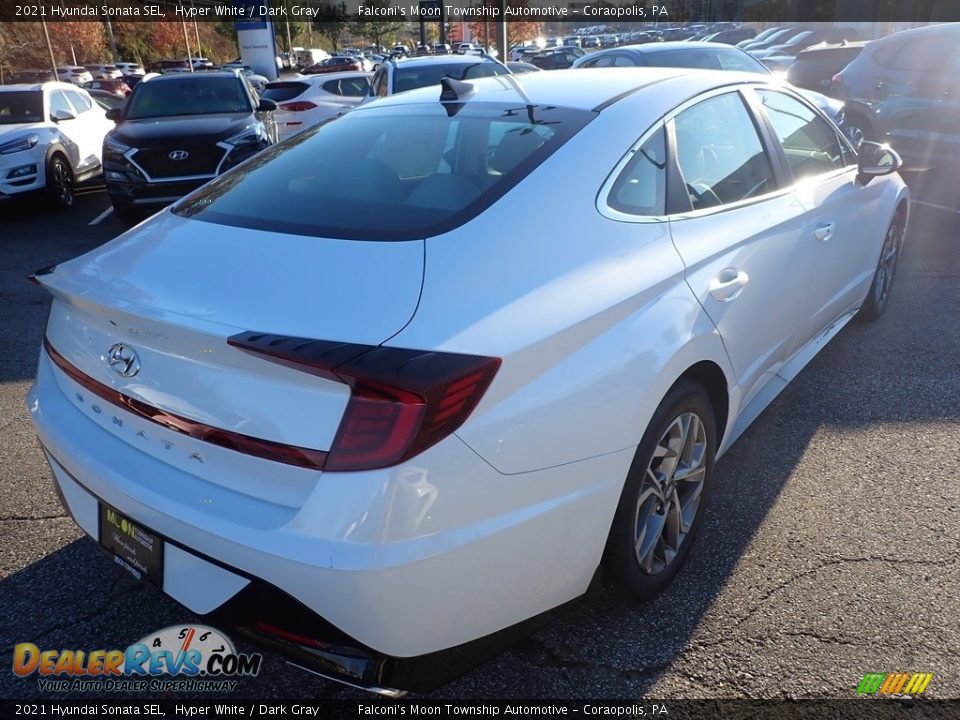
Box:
28 68 908 694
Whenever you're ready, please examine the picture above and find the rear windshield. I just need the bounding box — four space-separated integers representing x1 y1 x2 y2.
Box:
393 62 509 93
262 82 310 102
125 77 251 119
0 91 43 124
175 102 594 240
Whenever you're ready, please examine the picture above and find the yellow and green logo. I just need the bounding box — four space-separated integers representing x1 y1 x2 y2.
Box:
857 672 933 695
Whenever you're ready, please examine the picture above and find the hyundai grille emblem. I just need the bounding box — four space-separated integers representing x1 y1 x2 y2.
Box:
107 343 141 378
168 150 190 161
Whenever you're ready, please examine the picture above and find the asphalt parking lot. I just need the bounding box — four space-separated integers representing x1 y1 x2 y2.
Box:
1 169 958 701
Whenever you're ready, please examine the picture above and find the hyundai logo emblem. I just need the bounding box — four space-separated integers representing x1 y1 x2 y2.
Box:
107 343 141 378
168 150 190 161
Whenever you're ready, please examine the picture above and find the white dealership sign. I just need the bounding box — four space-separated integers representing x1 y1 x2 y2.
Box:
235 3 279 81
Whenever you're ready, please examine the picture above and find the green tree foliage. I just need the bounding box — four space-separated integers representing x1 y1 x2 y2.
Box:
312 3 350 51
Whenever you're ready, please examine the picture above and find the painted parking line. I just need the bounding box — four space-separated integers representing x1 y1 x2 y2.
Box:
910 199 960 215
88 207 114 226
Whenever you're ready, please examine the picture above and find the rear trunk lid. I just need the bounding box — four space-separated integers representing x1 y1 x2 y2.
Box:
37 212 424 488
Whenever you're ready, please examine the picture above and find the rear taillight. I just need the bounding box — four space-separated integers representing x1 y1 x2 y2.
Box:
228 333 501 472
278 101 317 111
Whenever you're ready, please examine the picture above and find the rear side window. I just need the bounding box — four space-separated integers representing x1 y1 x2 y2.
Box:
175 103 594 240
874 33 958 72
322 77 370 96
262 82 310 102
608 126 666 216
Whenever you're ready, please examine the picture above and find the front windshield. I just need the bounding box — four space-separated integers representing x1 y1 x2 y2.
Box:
125 77 250 119
0 91 43 124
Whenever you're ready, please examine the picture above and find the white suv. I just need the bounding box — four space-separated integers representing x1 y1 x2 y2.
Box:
85 64 124 80
56 66 93 85
0 82 113 209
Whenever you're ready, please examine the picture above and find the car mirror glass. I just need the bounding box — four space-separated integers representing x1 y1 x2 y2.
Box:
51 109 76 122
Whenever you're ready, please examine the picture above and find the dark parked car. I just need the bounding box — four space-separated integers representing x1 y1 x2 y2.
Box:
787 41 866 92
573 42 845 127
529 46 586 71
7 69 56 84
303 56 364 74
740 26 799 53
101 71 277 221
149 59 191 73
703 28 757 45
752 27 858 59
737 26 792 49
830 23 960 167
506 61 541 74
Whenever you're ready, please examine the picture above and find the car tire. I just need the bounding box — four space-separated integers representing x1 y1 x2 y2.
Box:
111 198 142 224
858 210 906 322
46 155 74 211
602 380 716 602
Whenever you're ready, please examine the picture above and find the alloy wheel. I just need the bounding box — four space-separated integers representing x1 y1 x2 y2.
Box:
873 218 903 310
50 159 74 209
633 412 707 576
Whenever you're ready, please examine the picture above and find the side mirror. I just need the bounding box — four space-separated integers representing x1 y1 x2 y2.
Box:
257 98 278 112
857 141 901 184
105 107 122 122
50 109 76 123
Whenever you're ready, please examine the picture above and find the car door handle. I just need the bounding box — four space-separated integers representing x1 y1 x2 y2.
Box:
709 269 749 302
814 222 835 242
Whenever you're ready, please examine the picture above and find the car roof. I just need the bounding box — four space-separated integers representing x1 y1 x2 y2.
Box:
146 70 240 82
366 67 757 112
0 81 81 92
394 55 490 67
616 41 749 54
797 40 868 54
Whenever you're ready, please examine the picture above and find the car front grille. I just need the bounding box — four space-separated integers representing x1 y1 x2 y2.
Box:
129 145 227 180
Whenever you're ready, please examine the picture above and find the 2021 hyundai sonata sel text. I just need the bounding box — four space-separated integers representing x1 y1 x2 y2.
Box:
28 69 908 694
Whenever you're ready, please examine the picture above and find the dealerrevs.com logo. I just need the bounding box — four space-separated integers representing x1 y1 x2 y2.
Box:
13 625 262 693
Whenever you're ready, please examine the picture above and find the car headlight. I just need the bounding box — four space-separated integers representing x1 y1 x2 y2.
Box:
226 124 265 148
0 134 40 155
103 136 131 157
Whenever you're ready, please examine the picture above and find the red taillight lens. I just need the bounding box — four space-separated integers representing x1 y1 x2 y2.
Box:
278 101 317 111
280 100 316 112
228 333 501 471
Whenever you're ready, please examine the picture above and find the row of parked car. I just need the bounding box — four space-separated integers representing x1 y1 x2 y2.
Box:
2 22 957 221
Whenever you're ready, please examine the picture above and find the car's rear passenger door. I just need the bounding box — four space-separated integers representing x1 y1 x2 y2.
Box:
666 88 812 410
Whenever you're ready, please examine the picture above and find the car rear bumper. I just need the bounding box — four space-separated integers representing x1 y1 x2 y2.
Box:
27 347 630 661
